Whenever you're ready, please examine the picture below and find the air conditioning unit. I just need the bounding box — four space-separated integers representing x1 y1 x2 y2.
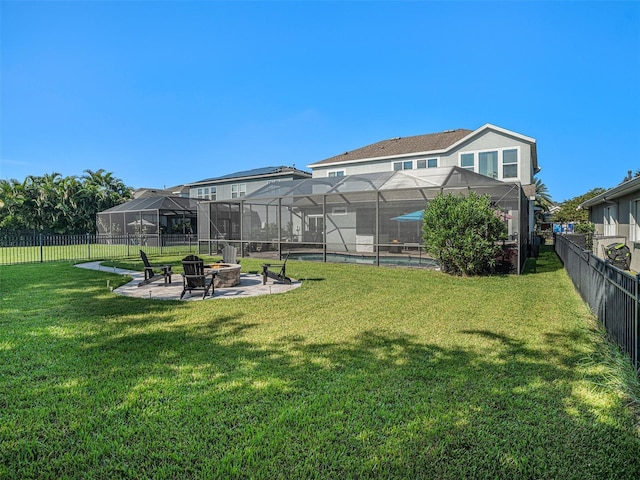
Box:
604 243 631 270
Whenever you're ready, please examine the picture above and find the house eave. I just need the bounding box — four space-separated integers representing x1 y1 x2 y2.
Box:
579 177 640 209
307 148 452 169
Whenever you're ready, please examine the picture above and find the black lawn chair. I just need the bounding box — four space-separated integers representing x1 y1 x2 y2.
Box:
262 253 292 285
180 255 216 300
139 250 172 287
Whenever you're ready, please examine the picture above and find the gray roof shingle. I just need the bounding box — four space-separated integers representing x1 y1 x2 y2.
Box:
309 129 473 167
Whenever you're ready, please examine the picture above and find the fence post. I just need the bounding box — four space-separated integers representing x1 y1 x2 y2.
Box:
87 233 91 260
127 233 130 257
39 233 43 263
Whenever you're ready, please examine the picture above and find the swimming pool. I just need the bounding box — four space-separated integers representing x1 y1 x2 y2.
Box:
287 252 439 268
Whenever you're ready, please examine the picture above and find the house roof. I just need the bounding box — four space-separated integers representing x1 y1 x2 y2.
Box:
132 187 175 199
187 166 311 187
579 176 640 209
308 124 538 171
309 129 472 167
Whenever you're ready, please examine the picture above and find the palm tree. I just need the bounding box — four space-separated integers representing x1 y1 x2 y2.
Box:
0 179 28 230
534 177 553 212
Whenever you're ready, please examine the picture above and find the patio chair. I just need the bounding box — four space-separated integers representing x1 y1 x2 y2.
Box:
218 245 239 264
262 253 291 285
180 255 216 300
138 250 172 287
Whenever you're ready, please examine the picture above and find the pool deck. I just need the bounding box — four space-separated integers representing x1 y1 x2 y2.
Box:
75 261 301 301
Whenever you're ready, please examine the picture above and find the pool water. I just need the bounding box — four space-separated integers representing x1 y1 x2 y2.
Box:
287 252 439 268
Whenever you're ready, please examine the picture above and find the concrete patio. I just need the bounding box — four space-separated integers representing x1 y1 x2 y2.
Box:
75 261 301 301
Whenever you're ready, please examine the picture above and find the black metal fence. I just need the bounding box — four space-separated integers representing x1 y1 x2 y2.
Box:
555 234 639 372
0 233 198 265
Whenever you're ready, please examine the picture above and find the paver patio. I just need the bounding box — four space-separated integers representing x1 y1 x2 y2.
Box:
75 261 301 300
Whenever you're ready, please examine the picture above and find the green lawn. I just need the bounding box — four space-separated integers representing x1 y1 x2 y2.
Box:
1 249 639 479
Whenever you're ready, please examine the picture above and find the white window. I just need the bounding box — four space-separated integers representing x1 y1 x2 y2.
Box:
604 205 617 236
393 161 413 171
503 149 518 178
417 158 438 169
459 148 520 180
231 184 246 198
479 151 498 179
308 215 323 233
197 186 216 200
460 153 474 171
328 170 345 177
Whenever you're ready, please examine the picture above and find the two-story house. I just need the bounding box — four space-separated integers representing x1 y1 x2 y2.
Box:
308 123 538 188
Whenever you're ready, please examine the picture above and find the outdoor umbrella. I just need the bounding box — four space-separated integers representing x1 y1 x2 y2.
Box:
390 210 425 222
127 219 155 227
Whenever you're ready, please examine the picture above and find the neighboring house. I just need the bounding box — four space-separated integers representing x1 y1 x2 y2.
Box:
580 176 640 272
184 166 312 201
96 167 311 238
547 204 561 219
132 187 175 199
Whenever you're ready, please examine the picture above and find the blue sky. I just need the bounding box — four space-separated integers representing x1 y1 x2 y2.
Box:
1 1 639 202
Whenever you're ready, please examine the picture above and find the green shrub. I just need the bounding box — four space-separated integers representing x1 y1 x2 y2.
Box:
422 192 507 275
574 222 595 234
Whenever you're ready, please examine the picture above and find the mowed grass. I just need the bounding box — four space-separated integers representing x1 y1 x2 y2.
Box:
1 248 639 479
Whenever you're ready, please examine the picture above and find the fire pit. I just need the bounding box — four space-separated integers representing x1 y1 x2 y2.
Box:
206 263 241 288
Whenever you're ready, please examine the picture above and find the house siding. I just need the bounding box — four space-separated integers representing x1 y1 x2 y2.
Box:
441 131 533 185
189 174 307 201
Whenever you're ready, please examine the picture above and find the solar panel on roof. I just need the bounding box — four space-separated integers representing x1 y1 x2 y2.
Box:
190 166 293 184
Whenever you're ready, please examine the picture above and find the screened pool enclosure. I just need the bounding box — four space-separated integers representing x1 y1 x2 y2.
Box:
97 196 199 247
197 167 529 273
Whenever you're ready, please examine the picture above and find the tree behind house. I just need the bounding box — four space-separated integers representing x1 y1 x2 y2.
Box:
0 169 132 234
553 188 605 224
